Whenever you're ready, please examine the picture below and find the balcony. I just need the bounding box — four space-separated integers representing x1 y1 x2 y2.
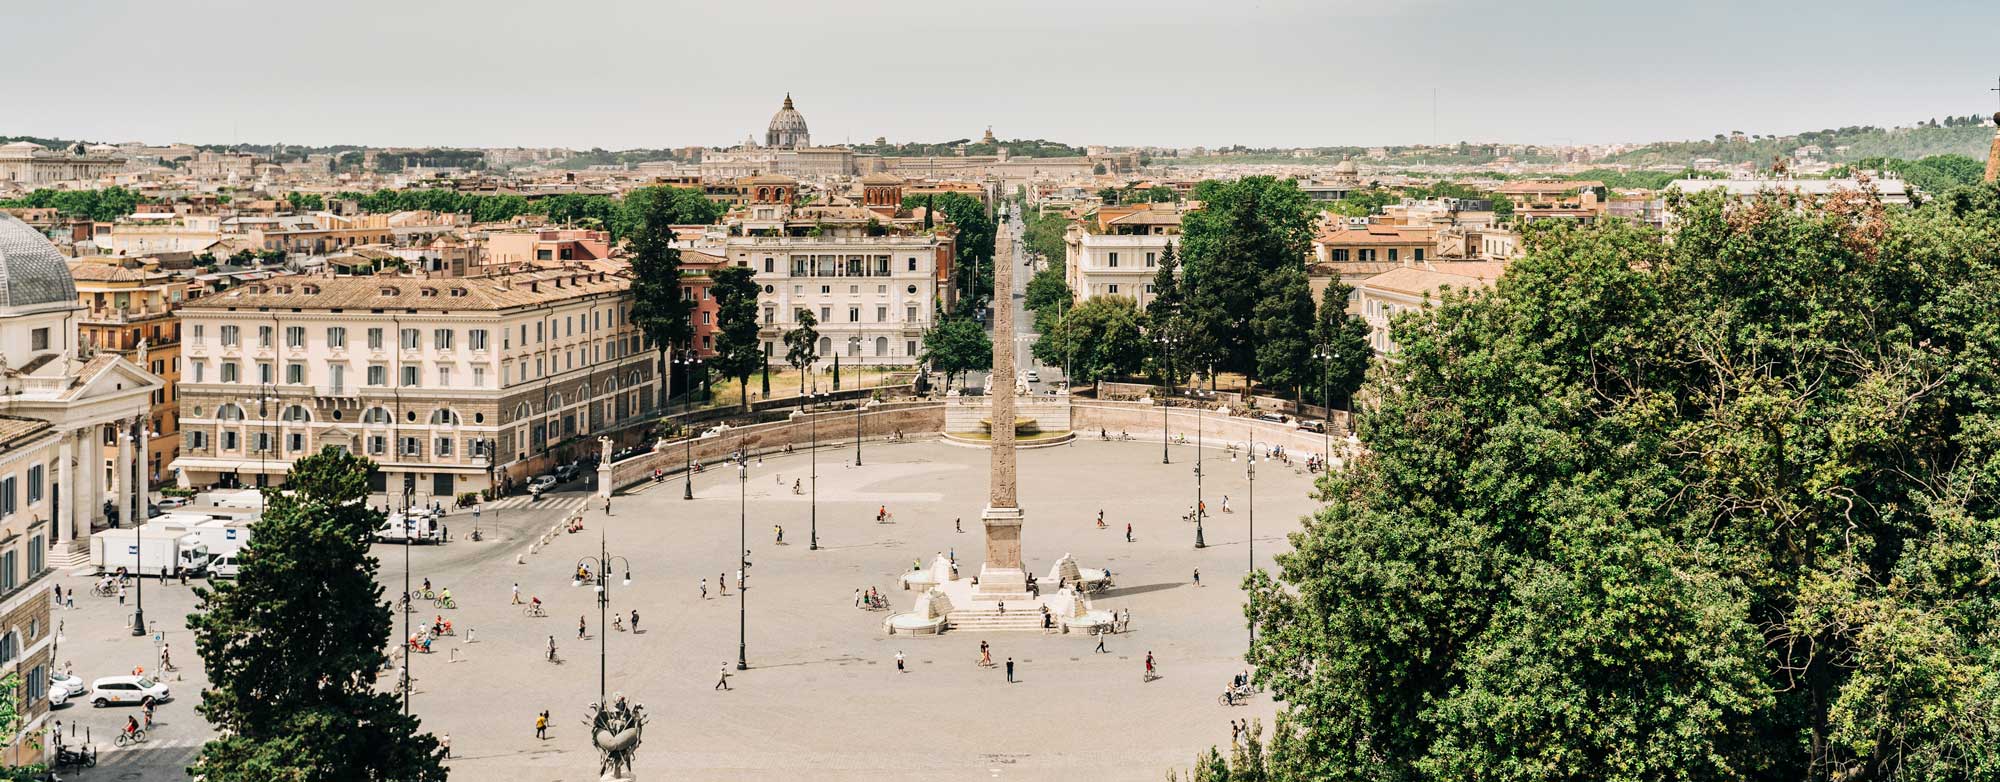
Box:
79 303 176 325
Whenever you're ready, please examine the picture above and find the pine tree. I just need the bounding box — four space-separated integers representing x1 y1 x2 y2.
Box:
187 449 445 782
627 192 692 411
708 265 763 411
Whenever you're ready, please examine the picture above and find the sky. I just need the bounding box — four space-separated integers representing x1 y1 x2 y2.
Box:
10 0 1999 151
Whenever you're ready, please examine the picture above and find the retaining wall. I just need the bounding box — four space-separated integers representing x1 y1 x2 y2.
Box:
1069 400 1355 461
609 401 945 491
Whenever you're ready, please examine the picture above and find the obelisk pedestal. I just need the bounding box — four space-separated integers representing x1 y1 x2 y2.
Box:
976 506 1028 597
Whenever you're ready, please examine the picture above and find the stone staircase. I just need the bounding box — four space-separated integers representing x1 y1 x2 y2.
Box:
947 597 1049 632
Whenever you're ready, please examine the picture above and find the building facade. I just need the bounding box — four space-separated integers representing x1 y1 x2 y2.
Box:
0 141 125 185
170 267 657 504
1062 204 1184 306
0 215 162 766
70 261 185 485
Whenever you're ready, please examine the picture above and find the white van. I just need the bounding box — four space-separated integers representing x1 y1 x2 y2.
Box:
208 552 242 578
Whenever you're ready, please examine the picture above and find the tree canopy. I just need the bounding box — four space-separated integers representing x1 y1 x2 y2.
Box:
1240 184 2000 781
0 185 144 221
921 315 992 389
1177 176 1316 381
187 449 445 781
905 192 995 310
625 191 692 409
1031 295 1147 387
784 310 820 395
708 265 764 410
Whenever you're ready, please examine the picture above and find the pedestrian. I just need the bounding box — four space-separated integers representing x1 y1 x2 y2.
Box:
179 568 188 586
853 588 862 607
630 609 639 633
775 525 784 544
578 616 587 639
1231 720 1242 744
1145 651 1156 681
895 650 906 672
512 583 521 605
1005 657 1015 683
443 524 449 541
736 568 744 590
603 497 611 515
1094 633 1108 654
955 517 962 533
719 572 728 596
50 584 59 607
117 583 126 606
547 635 557 662
700 578 708 599
715 665 732 691
441 732 452 758
1126 523 1133 543
1193 568 1201 587
997 600 1006 615
535 711 548 740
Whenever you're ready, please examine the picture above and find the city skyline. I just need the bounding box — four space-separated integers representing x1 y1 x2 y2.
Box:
10 0 1997 150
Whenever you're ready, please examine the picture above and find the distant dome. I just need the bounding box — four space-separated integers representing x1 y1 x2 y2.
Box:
765 94 811 149
0 214 78 314
1333 158 1359 175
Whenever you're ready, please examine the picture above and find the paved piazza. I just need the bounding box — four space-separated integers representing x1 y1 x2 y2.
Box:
55 438 1320 781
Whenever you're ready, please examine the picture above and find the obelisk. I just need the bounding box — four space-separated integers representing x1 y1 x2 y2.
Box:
977 219 1029 597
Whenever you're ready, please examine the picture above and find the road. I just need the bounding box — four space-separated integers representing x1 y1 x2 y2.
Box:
972 210 1061 394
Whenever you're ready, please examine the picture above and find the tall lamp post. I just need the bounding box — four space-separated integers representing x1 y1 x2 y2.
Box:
1192 387 1210 549
735 457 750 670
127 423 145 636
1245 438 1257 646
854 399 863 467
1313 345 1335 459
808 392 820 550
1158 334 1175 465
399 474 414 713
573 531 632 706
683 356 700 501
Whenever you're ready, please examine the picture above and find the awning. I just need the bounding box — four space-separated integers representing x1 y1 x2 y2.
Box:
168 457 291 475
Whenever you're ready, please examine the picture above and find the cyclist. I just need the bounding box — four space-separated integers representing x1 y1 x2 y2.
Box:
877 505 887 522
439 586 452 605
142 702 155 730
530 596 543 614
421 578 432 595
124 715 140 739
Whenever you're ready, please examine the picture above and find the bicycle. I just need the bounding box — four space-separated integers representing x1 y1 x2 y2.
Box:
114 729 148 748
433 596 458 610
524 604 547 617
92 583 117 598
876 512 895 524
417 588 435 600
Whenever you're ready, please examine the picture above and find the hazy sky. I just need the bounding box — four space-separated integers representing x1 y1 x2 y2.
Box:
11 0 1999 150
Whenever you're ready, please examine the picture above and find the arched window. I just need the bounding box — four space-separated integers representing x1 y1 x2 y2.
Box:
547 393 564 410
0 630 16 667
818 336 832 356
280 405 310 422
604 377 618 393
430 409 461 426
628 371 641 387
362 407 393 425
576 382 590 400
217 404 246 421
514 402 532 421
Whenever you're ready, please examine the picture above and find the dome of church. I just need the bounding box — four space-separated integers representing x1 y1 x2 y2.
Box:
765 94 811 149
0 214 78 314
1333 158 1359 175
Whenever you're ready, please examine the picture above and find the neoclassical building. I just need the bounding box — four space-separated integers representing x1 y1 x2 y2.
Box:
0 214 161 765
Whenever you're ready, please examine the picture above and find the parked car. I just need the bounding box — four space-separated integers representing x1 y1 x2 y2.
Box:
1255 412 1288 424
88 676 170 708
157 496 189 510
1296 419 1326 433
1025 370 1040 383
528 475 558 495
50 672 86 698
48 686 69 708
554 464 580 483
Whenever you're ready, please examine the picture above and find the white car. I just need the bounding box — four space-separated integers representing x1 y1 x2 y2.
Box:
156 496 189 510
528 475 558 494
50 671 85 698
48 686 69 708
88 676 170 708
1025 370 1040 382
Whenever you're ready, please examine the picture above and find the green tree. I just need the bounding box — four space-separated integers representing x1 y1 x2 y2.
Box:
905 192 995 310
1241 187 2000 782
1021 210 1071 263
187 449 445 782
1146 241 1185 386
1178 176 1316 382
614 186 724 238
625 192 692 411
1032 295 1147 390
1313 273 1370 413
1023 264 1073 332
784 310 820 396
708 266 763 411
920 316 992 389
285 192 325 211
1251 264 1315 401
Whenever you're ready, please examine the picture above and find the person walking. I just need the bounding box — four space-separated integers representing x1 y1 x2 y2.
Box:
979 640 992 667
630 609 640 633
441 732 452 758
700 578 708 600
774 525 784 545
1125 523 1133 543
1193 568 1202 587
719 572 728 596
1094 633 1108 654
547 635 557 662
715 664 732 691
535 711 548 740
1005 657 1015 683
512 583 521 605
955 517 962 533
853 588 862 608
117 582 127 606
1144 651 1156 681
577 616 587 640
895 650 906 672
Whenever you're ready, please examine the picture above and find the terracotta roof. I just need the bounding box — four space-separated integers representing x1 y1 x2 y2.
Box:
1495 180 1601 194
66 261 173 283
187 269 628 312
1360 266 1494 298
0 415 53 447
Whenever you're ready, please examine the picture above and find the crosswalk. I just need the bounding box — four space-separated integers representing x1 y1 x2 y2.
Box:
481 494 590 511
87 732 205 773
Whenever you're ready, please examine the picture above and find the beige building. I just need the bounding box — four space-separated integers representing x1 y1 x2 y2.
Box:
1062 203 1185 306
171 267 658 503
0 216 163 765
0 141 125 185
1353 264 1503 355
70 260 186 485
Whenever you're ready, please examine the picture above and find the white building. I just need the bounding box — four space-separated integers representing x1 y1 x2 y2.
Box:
0 215 162 765
1062 203 1185 306
170 266 657 503
0 141 126 185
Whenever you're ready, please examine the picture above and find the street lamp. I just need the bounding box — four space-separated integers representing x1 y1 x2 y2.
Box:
683 356 700 501
808 392 820 551
127 423 145 636
1192 387 1210 549
736 457 750 670
854 399 863 467
1313 344 1336 459
1245 438 1257 647
1157 334 1175 465
399 474 414 714
573 527 632 706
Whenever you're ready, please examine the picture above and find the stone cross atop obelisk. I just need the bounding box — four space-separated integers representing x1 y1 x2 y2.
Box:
978 216 1028 596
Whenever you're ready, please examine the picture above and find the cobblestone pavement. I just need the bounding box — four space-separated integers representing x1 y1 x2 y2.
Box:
54 439 1320 781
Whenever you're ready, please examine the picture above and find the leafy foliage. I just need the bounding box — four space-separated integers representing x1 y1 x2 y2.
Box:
1021 210 1071 263
328 185 720 239
920 316 992 388
0 186 144 221
1177 177 1316 382
1313 274 1369 409
626 192 691 409
187 449 445 782
1031 295 1147 386
1853 154 1988 196
1023 264 1073 332
1241 185 2000 781
1602 121 1996 167
708 265 763 410
784 310 820 395
905 193 995 309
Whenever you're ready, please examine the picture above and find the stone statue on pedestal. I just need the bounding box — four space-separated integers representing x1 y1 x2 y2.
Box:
589 694 647 781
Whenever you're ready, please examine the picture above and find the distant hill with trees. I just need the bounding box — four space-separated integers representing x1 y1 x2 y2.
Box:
1602 116 1994 167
